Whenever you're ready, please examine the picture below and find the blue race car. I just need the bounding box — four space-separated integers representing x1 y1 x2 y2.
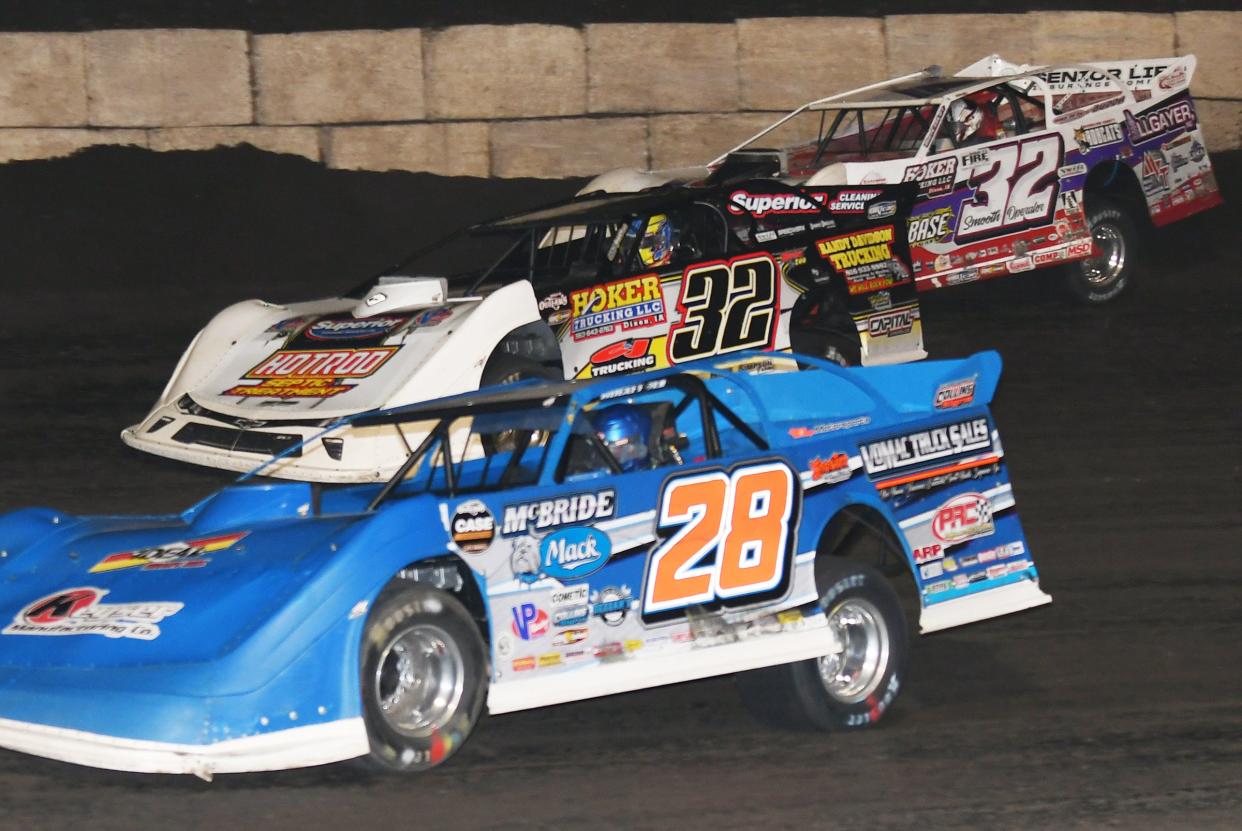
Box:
0 351 1050 777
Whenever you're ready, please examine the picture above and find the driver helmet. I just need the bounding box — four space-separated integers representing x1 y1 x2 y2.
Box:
592 404 652 472
637 214 675 268
948 98 984 145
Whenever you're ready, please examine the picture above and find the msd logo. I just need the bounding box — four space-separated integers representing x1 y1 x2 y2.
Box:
510 604 550 640
931 493 995 544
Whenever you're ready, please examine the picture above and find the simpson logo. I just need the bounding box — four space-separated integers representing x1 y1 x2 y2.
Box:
502 490 615 535
1125 100 1196 144
908 208 955 246
933 378 976 409
89 531 248 573
861 417 992 476
727 190 827 217
931 492 995 544
828 189 883 213
590 338 656 377
304 315 406 341
1073 122 1124 153
3 587 182 641
225 347 398 398
902 158 958 199
867 307 916 338
570 275 665 340
809 452 851 484
451 500 495 553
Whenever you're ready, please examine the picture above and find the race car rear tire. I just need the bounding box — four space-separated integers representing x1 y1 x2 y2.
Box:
358 583 488 773
734 557 907 731
1064 196 1139 304
480 352 561 388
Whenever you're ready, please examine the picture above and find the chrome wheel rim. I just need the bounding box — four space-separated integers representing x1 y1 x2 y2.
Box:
817 598 890 704
1081 223 1125 287
374 624 465 737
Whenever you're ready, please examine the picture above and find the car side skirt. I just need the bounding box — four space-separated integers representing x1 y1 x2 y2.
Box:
919 579 1052 634
0 716 368 777
487 615 834 714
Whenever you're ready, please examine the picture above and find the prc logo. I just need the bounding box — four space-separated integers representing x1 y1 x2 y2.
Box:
931 493 995 544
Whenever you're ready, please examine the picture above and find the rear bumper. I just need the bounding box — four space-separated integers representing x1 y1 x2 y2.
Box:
0 716 367 776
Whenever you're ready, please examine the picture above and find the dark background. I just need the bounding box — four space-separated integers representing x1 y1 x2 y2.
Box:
0 142 1238 828
0 0 1236 32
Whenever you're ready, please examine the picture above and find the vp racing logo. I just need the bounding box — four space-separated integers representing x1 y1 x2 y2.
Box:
3 587 183 640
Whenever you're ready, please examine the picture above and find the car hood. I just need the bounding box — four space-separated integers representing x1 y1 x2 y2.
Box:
0 484 374 674
185 294 485 421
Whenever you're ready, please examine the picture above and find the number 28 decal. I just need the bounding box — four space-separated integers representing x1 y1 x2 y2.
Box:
642 461 799 623
667 253 778 364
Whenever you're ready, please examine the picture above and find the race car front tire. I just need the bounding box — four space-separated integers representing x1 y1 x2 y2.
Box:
481 352 561 387
735 557 908 731
358 583 489 773
1064 195 1139 304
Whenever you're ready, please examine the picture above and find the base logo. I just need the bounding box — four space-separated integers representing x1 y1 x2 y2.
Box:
3 587 182 641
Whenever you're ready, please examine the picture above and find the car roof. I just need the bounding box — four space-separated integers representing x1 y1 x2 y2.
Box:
475 185 707 232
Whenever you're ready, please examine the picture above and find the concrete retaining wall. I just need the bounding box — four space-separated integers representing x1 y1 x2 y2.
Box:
0 12 1237 175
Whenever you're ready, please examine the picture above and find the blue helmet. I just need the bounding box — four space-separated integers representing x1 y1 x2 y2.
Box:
592 404 652 472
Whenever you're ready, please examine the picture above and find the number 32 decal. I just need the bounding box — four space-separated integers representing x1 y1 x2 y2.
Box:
667 253 778 364
642 462 798 623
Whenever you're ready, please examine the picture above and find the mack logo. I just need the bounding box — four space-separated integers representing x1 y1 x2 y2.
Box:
1125 100 1196 144
931 492 995 544
502 491 615 535
540 527 612 580
861 417 992 476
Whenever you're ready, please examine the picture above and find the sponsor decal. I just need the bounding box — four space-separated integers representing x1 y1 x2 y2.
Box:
591 585 634 627
987 564 1008 580
961 149 989 168
1190 140 1206 163
1057 163 1088 179
934 378 976 410
265 316 311 336
538 292 569 311
920 561 944 580
539 527 612 580
877 460 1000 506
946 268 981 285
809 452 851 484
907 207 955 246
1033 249 1067 267
755 229 777 243
589 338 656 378
550 585 590 607
599 378 666 401
1067 239 1095 258
787 416 871 439
1073 122 1124 153
3 587 182 641
304 315 407 341
502 490 616 535
1007 256 1035 274
552 606 589 627
538 652 562 668
827 189 883 213
451 500 495 553
510 603 550 640
913 543 944 565
867 307 916 338
1037 64 1168 90
861 417 992 477
902 158 958 199
510 538 540 583
224 346 398 398
818 226 895 273
867 200 897 219
511 656 536 672
89 531 248 573
1141 149 1170 196
1157 65 1187 91
410 306 453 327
868 290 893 311
1125 100 1196 144
727 189 827 217
931 492 996 544
570 275 665 340
925 579 951 594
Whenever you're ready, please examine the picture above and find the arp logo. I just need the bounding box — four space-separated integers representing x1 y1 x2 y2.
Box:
510 603 550 640
931 493 995 544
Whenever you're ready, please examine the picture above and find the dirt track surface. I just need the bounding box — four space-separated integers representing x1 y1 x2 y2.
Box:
0 146 1239 830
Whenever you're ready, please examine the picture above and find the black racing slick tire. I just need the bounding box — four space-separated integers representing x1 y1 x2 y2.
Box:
480 352 561 388
735 558 908 731
1064 195 1140 304
358 583 488 773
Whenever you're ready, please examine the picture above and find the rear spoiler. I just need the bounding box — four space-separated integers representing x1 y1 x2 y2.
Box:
847 350 1002 414
956 54 1196 96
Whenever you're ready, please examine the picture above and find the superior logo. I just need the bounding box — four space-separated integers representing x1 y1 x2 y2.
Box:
727 190 827 217
861 417 991 476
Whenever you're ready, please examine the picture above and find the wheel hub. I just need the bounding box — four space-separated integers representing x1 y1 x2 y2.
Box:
817 598 890 704
375 623 466 737
1080 223 1126 287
